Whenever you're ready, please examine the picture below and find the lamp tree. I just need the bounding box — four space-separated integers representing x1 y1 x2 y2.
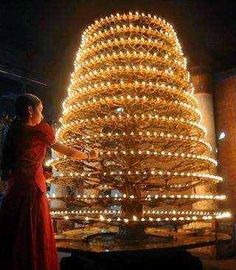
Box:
50 12 230 240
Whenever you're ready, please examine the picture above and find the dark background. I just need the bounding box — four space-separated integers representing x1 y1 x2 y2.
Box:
0 0 236 121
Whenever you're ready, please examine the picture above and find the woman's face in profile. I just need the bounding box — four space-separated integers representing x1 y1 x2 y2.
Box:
31 102 44 125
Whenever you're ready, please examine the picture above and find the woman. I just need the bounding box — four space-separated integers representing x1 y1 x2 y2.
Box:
0 93 97 270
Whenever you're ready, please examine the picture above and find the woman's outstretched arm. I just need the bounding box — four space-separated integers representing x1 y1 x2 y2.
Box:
51 142 97 160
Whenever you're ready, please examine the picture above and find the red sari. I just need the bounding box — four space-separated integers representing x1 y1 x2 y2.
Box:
0 122 59 270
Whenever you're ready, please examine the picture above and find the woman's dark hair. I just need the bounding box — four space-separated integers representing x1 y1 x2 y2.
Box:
15 93 41 120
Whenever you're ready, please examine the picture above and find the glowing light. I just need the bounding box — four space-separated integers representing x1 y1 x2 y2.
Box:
51 12 229 228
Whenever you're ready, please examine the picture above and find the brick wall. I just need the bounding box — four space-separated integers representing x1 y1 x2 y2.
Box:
214 74 236 218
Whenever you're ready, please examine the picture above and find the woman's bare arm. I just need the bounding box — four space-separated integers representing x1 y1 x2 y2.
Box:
51 142 88 160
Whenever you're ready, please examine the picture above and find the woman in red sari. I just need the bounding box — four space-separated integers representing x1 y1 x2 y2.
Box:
0 94 97 270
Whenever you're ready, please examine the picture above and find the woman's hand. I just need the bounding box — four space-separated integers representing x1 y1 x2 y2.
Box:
71 148 99 161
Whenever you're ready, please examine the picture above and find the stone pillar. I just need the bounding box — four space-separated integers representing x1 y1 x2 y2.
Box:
188 68 217 257
192 69 216 156
192 68 217 211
